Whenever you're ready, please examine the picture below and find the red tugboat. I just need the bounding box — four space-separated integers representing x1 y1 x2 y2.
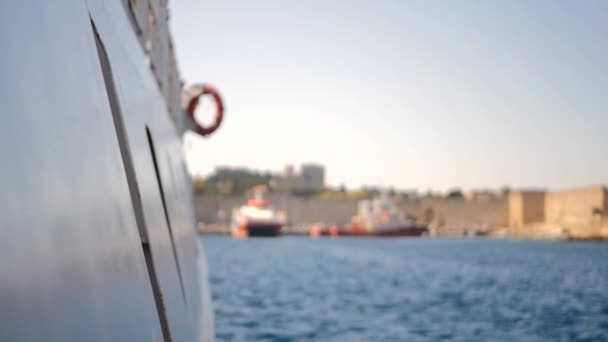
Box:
231 186 286 237
311 194 427 238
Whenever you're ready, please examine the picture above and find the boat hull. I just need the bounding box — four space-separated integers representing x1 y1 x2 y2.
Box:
315 225 428 237
1 2 214 341
232 222 283 238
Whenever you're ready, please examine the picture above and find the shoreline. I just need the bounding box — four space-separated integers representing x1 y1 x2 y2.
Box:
197 224 608 241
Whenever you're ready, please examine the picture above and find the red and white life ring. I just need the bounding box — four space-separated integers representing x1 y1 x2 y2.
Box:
186 84 224 136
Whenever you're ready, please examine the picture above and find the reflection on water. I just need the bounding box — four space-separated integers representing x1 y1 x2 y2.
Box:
201 237 608 341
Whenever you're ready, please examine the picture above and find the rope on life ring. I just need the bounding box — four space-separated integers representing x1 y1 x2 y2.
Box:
186 84 224 136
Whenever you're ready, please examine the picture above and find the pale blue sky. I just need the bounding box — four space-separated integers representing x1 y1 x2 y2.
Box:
170 0 607 192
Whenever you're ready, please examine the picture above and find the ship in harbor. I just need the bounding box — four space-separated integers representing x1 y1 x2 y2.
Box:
231 186 286 237
311 194 428 237
1 2 221 341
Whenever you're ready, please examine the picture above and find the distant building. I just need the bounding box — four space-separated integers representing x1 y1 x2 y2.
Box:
399 190 418 199
272 163 325 193
284 165 295 179
508 190 546 229
300 163 325 191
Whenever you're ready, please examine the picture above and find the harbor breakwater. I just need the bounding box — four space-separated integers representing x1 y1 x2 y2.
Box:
194 185 608 240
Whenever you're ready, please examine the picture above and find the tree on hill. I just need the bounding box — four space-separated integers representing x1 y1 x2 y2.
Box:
446 188 464 199
197 167 277 196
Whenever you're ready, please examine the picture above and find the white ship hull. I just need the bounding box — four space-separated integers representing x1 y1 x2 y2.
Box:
0 2 215 341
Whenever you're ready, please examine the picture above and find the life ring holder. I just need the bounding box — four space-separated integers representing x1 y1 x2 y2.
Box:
186 84 224 136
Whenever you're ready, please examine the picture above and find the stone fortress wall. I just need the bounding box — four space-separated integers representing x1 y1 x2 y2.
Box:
544 185 607 238
195 194 357 226
401 197 508 228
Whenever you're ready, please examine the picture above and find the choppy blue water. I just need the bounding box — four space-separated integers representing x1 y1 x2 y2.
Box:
201 236 608 341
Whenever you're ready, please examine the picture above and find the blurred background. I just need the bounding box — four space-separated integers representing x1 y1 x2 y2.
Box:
170 0 608 240
168 1 608 341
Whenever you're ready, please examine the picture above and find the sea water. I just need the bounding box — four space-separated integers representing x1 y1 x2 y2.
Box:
201 236 608 341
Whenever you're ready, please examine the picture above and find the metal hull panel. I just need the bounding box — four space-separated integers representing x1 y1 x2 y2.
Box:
0 1 213 341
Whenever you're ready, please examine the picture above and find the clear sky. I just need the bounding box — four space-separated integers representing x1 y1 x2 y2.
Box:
170 0 607 192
